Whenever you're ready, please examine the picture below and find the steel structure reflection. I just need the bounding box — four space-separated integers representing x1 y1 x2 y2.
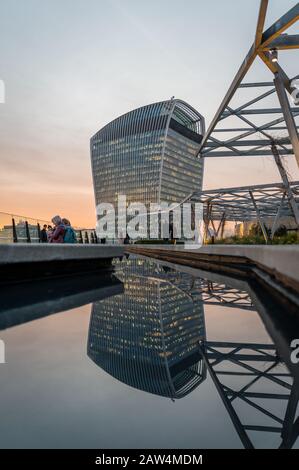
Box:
87 256 299 448
199 342 299 449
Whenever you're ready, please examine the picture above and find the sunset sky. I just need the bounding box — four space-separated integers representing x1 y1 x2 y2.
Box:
0 0 298 227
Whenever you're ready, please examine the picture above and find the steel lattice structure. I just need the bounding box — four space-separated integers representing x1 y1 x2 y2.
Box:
189 1 299 240
189 181 299 241
192 181 299 221
198 1 299 164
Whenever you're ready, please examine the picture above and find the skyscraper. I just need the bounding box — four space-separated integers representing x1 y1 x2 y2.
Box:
90 99 205 228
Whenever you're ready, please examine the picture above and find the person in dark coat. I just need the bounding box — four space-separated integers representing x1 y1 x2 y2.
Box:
124 233 131 245
40 224 48 243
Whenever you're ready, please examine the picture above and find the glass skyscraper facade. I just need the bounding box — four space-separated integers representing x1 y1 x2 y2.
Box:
87 257 206 399
90 99 205 236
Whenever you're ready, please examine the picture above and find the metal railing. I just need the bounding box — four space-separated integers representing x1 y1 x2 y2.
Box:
0 212 99 244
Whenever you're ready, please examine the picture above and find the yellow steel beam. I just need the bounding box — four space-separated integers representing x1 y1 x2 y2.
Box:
198 1 299 153
260 3 299 48
255 0 269 48
258 50 278 74
262 34 299 51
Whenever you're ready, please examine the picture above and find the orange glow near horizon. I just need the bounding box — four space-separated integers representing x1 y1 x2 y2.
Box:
0 184 96 228
0 201 96 229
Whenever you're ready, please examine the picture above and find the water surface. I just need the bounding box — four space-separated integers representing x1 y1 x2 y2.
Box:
0 256 298 449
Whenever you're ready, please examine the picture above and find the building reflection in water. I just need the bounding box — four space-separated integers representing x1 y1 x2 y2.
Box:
88 257 207 400
88 256 299 448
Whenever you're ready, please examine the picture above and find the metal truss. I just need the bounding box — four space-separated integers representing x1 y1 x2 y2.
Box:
192 181 299 221
198 1 299 166
188 180 299 242
200 80 299 160
199 342 299 449
194 1 299 239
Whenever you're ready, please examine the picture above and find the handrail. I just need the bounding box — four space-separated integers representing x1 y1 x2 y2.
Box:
0 211 97 244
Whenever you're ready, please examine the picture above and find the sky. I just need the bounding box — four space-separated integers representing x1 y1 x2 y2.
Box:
0 0 298 227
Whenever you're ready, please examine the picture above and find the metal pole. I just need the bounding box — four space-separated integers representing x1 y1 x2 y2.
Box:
94 230 98 244
249 191 268 243
12 218 18 243
255 0 269 48
216 212 226 238
37 223 41 243
271 143 299 226
210 216 217 234
203 203 212 244
220 215 226 239
271 192 286 240
204 201 213 243
274 72 299 169
25 221 31 243
84 231 89 244
79 230 83 244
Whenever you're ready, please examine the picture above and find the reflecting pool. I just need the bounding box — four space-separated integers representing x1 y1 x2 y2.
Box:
0 256 298 449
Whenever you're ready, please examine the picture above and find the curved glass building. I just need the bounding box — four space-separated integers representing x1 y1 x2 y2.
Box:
90 99 205 228
87 257 206 399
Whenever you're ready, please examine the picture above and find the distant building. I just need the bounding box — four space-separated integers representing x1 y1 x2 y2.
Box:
90 99 205 238
88 257 206 399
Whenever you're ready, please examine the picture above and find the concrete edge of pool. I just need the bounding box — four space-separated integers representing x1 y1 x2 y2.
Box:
0 244 124 263
0 244 125 283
